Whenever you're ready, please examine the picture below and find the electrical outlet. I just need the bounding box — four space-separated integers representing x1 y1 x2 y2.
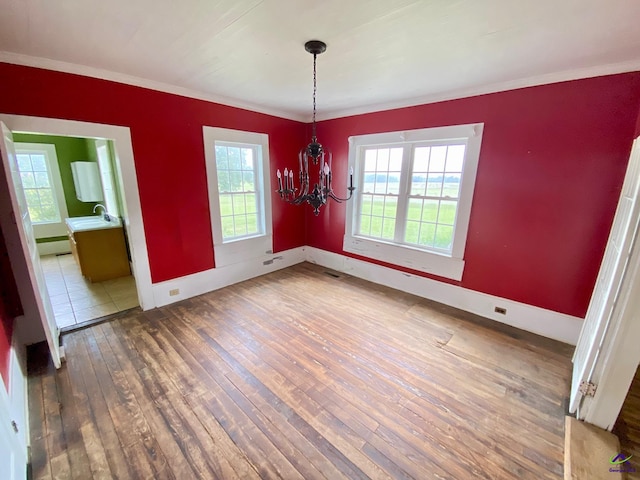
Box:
169 288 180 296
494 306 507 315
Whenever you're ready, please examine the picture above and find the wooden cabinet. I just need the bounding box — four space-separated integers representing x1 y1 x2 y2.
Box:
67 225 130 282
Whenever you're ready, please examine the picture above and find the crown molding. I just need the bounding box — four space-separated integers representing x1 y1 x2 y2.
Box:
2 51 639 124
316 59 640 121
0 51 305 122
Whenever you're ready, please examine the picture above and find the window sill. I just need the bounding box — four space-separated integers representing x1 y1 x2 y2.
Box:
222 232 265 245
343 235 465 281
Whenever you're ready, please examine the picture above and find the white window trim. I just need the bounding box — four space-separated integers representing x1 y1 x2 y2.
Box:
14 142 69 239
203 126 273 268
95 139 120 218
344 123 484 281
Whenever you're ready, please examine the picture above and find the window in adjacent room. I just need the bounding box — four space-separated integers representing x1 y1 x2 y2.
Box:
344 123 484 280
203 127 272 267
15 143 68 228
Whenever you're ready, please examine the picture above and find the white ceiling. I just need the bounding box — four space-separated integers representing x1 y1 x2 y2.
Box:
1 0 639 121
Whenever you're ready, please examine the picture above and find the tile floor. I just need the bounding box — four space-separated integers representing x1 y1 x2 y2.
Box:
41 253 139 328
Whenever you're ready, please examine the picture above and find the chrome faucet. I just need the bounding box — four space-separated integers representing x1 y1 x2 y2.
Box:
92 203 110 221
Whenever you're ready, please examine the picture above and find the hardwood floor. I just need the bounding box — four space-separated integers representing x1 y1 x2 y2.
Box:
28 262 574 479
614 367 640 479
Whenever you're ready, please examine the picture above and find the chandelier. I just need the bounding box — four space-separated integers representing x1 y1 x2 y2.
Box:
276 40 355 216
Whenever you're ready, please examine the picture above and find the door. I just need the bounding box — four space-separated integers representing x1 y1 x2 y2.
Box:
0 387 26 480
0 347 28 480
570 136 640 415
0 121 61 367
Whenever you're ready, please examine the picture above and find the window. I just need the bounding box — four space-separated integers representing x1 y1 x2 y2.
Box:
344 123 484 280
14 143 69 239
203 127 272 267
16 150 61 224
214 142 262 240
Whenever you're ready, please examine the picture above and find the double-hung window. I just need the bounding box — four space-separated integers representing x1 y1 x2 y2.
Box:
203 127 272 267
15 143 69 239
344 123 484 280
214 142 262 240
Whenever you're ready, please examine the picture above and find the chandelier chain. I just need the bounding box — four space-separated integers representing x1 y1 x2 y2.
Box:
312 53 317 140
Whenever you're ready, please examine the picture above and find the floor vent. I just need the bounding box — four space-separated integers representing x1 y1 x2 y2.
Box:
324 271 340 278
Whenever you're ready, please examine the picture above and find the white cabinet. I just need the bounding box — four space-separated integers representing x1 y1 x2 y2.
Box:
71 161 103 202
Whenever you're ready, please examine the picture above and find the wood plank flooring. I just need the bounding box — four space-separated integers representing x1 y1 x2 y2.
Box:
614 367 640 479
28 262 574 479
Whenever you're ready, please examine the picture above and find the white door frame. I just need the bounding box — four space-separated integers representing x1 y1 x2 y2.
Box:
0 114 154 314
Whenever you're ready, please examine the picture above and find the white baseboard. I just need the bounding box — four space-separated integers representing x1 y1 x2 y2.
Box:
36 240 70 256
304 247 583 345
152 247 306 308
149 244 582 345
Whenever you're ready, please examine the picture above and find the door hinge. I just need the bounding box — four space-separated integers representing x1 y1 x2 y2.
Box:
579 381 597 397
11 420 18 433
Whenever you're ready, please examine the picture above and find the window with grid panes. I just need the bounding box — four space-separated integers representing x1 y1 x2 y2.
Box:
345 124 483 281
203 127 273 268
16 150 61 224
214 142 261 241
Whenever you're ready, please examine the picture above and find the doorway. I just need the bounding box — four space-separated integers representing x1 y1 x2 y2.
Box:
14 133 139 329
0 114 154 363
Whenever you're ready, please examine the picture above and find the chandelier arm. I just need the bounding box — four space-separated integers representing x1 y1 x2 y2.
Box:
327 188 356 203
298 151 311 198
303 152 311 190
280 151 311 204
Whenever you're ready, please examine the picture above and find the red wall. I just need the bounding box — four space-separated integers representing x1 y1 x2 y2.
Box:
2 62 640 320
0 62 307 283
308 73 640 318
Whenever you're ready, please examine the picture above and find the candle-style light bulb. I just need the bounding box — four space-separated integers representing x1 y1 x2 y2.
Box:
322 162 330 191
289 170 294 190
349 166 354 189
277 169 281 178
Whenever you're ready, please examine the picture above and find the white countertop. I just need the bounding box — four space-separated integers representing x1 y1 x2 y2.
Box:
66 215 122 233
